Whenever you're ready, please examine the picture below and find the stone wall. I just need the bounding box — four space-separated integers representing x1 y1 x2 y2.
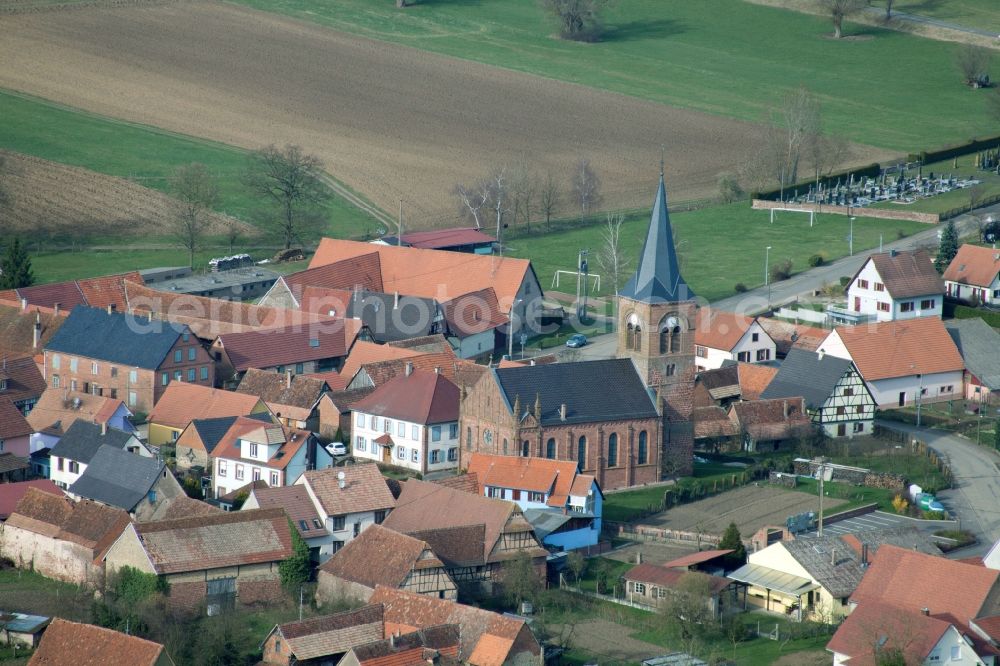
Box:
752 199 939 224
0 525 102 587
315 571 374 608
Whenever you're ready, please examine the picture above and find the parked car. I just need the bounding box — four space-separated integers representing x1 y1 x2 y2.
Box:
565 334 588 348
327 442 348 456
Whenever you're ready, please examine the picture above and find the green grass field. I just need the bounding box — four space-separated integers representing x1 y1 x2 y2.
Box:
228 0 999 151
0 90 377 239
872 0 1000 33
508 202 930 303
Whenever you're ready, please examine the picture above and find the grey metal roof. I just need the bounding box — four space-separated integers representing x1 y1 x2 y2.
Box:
727 562 818 596
619 175 695 304
45 305 186 370
760 348 855 410
523 507 594 540
945 318 1000 390
0 612 50 634
69 445 164 512
494 358 659 426
346 290 443 343
49 420 136 464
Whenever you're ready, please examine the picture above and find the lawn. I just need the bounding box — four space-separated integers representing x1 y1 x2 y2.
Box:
228 0 998 151
871 0 1000 33
603 461 749 522
0 567 93 622
508 202 929 303
828 450 949 493
0 90 377 240
785 475 897 512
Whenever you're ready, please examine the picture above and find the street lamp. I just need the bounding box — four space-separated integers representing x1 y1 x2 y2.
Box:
849 216 856 257
765 246 773 306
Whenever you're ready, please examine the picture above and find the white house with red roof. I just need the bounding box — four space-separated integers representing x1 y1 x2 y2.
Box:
211 418 332 499
350 366 460 475
843 249 944 322
462 453 602 551
694 309 776 371
944 244 1000 305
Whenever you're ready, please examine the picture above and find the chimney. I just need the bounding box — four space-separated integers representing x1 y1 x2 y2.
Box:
33 313 41 350
434 366 440 375
337 471 346 490
817 349 825 361
861 543 869 567
107 304 115 315
394 291 399 309
101 421 107 436
405 361 414 377
890 249 898 257
783 400 790 418
286 369 292 389
636 551 642 565
921 607 930 616
560 403 567 421
20 297 27 312
530 359 536 366
390 633 397 648
831 548 837 566
53 303 60 317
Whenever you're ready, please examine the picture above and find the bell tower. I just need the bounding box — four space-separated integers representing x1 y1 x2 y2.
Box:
617 167 697 388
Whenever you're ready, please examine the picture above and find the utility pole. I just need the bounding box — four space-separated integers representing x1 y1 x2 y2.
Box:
816 459 831 537
397 200 403 246
578 249 589 321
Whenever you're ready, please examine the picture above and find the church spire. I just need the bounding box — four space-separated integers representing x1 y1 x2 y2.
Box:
618 171 694 304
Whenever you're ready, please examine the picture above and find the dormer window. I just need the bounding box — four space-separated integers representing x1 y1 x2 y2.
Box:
250 442 258 458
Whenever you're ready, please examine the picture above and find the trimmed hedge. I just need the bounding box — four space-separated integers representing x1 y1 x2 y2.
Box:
908 135 1000 165
943 299 1000 328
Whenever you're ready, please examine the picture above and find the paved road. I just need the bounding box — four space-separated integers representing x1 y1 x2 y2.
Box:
865 5 999 39
881 421 1000 557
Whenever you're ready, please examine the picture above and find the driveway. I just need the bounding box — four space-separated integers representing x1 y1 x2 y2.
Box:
879 421 1000 557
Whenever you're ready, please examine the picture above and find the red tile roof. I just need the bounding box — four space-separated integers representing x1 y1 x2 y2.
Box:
318 524 445 589
283 252 384 298
694 309 759 351
0 354 46 405
693 406 737 439
212 420 311 471
828 318 965 381
0 305 64 357
351 370 459 425
737 363 779 400
148 384 268 429
133 507 294 574
944 244 1000 288
394 227 495 250
28 618 167 666
661 549 735 569
0 395 32 439
827 599 951 666
27 389 129 435
0 480 63 521
299 463 396 517
624 564 732 594
249 484 326 538
850 544 1000 644
235 368 329 422
273 605 385 661
298 286 357 318
6 488 130 559
973 615 1000 642
370 586 539 666
728 398 811 441
757 318 827 356
854 249 943 299
465 453 587 508
306 370 348 392
440 288 508 339
309 239 533 311
340 342 424 384
216 320 362 373
0 272 140 313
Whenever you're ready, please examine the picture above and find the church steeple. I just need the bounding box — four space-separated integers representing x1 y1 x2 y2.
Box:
618 173 694 304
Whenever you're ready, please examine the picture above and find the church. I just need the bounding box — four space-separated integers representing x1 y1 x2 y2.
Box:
457 173 695 489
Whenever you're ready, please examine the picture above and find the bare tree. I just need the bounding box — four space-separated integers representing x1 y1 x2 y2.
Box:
659 574 720 657
596 212 631 308
170 163 220 269
225 221 242 254
570 158 602 215
509 159 536 231
808 133 853 184
453 180 491 230
817 0 869 39
738 146 776 195
883 0 894 20
541 0 608 42
956 44 992 88
538 171 560 227
243 144 331 249
768 85 822 188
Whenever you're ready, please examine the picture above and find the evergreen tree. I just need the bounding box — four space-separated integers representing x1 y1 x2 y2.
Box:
935 219 959 273
718 522 747 568
0 237 34 289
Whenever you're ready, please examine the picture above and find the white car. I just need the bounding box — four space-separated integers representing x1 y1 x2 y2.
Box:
327 442 348 456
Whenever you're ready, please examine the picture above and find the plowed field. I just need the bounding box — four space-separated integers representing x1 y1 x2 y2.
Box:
0 2 889 223
1 150 254 239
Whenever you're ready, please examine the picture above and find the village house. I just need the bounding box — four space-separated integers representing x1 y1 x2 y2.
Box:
68 444 182 521
338 625 462 666
623 564 743 616
27 618 174 666
173 414 272 472
832 544 1000 664
351 367 460 475
726 398 813 452
259 605 386 666
211 419 332 499
729 527 938 622
694 310 777 371
316 524 457 605
375 226 495 253
0 488 131 586
841 249 944 322
459 358 666 491
0 397 32 457
47 420 150 490
242 484 329 561
439 288 508 360
147 382 272 447
27 389 135 454
370 586 542 666
818 317 965 408
0 272 139 314
828 599 987 666
691 363 779 410
760 348 877 438
42 305 215 414
210 319 363 385
946 318 1000 405
0 354 46 416
294 463 397 558
103 508 294 613
463 453 603 551
756 318 827 359
382 478 548 590
235 368 331 431
944 243 1000 305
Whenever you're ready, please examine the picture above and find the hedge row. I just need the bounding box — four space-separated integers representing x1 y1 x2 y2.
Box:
907 135 1000 165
